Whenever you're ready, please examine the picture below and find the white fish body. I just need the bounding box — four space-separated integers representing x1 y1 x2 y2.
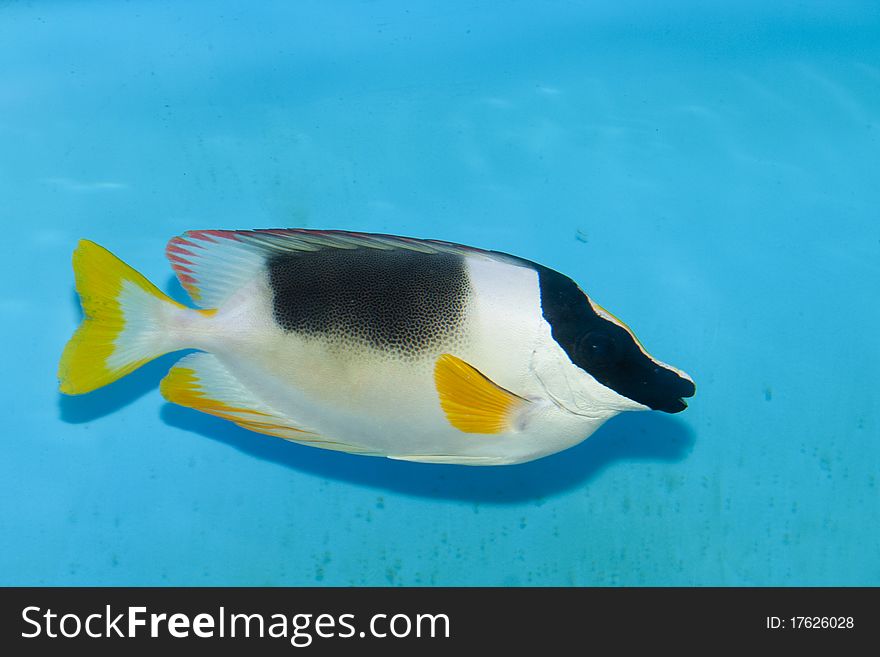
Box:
59 230 695 465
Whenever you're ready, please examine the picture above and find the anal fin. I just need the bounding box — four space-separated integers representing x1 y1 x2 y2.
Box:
389 454 508 465
434 353 530 434
160 352 370 454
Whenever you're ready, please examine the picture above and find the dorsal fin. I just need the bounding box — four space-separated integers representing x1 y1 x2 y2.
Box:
166 228 528 308
165 231 267 308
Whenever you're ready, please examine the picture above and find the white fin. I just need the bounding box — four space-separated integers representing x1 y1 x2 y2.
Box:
160 352 372 454
388 454 509 465
165 228 529 308
165 231 268 308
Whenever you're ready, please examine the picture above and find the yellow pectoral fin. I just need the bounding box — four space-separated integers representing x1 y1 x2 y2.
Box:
434 353 529 434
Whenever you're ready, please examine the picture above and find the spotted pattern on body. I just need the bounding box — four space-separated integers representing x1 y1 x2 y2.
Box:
266 248 471 359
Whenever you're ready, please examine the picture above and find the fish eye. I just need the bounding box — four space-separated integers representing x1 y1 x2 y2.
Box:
577 331 618 366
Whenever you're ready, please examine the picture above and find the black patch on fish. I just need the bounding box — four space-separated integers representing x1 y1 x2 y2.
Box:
530 263 696 412
266 248 469 355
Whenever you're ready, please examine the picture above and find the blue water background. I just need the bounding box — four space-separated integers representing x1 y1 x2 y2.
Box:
1 1 878 585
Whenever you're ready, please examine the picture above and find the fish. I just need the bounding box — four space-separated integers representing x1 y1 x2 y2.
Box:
58 229 695 465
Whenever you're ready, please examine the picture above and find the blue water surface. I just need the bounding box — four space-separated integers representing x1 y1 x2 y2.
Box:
1 1 878 585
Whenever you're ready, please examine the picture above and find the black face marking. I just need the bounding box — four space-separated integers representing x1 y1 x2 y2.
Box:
266 248 470 356
530 263 696 412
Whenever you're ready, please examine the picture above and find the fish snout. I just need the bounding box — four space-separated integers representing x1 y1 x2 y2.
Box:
653 370 696 413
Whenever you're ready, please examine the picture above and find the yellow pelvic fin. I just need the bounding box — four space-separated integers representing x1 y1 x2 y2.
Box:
59 240 198 395
433 353 529 434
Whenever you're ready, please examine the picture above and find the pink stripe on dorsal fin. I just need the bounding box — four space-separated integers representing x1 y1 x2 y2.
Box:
165 228 527 309
165 231 266 307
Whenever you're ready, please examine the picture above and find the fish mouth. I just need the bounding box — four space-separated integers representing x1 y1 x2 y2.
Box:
658 377 696 414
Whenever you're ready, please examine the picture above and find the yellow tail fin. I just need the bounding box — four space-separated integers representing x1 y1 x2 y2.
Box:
59 240 188 395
